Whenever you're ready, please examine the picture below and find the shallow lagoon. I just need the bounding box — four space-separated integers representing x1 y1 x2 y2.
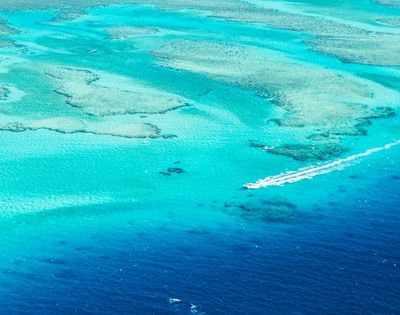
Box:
0 1 399 314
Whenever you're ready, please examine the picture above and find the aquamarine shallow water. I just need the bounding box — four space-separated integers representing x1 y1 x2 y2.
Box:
0 1 399 314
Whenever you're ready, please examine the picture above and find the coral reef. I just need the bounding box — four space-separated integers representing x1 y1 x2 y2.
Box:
45 66 189 116
0 116 162 138
155 40 399 159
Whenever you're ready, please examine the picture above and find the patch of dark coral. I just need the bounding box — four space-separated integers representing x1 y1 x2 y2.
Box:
40 257 68 266
159 166 186 176
252 106 396 161
222 199 299 222
250 139 346 161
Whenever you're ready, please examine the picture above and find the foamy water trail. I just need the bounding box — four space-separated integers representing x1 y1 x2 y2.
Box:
245 140 400 189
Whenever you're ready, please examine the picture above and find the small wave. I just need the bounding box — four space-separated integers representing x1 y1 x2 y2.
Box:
168 298 205 314
245 140 400 189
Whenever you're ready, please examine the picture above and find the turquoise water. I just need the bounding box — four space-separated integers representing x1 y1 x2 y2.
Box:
0 1 399 314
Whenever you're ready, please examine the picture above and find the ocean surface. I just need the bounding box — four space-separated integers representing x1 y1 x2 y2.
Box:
0 1 399 314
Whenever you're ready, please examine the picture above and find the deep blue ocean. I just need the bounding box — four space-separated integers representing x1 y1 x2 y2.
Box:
2 136 399 314
0 1 399 314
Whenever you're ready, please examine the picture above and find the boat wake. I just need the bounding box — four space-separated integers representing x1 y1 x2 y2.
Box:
245 140 400 189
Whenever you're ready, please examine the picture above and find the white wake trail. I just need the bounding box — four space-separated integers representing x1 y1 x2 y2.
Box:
245 140 400 189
